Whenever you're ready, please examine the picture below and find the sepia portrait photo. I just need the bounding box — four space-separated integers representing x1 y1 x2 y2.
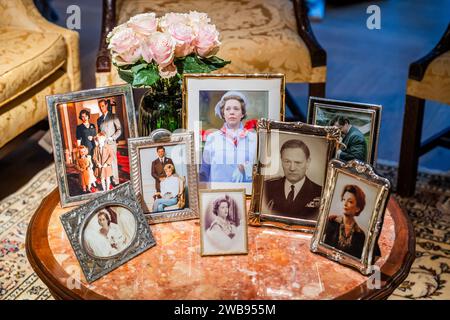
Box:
250 119 340 231
60 183 155 282
199 189 248 256
83 205 136 258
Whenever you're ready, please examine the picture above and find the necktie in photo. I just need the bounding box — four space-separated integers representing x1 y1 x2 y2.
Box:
287 185 295 203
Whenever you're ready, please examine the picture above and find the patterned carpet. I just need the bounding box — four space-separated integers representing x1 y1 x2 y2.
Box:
0 164 448 300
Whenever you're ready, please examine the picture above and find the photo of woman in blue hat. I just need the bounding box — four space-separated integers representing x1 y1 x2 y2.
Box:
199 91 257 184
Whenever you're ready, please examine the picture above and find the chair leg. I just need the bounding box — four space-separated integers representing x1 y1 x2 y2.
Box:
397 95 425 197
308 82 326 98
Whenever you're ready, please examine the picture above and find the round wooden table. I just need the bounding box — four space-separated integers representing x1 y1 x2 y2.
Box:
26 188 415 300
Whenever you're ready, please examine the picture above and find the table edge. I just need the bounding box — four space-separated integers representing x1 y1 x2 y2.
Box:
26 189 415 300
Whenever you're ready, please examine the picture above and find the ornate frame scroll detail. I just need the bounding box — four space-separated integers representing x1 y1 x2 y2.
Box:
310 159 391 275
128 131 199 224
60 182 156 283
249 119 341 232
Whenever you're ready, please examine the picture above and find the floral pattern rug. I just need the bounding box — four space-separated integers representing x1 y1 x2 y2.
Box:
0 164 448 300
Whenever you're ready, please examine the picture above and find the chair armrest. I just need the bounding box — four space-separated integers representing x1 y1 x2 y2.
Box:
409 23 450 81
96 0 116 73
0 0 81 90
292 0 327 68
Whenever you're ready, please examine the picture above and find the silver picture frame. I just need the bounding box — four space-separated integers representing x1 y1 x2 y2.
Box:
249 119 341 232
310 159 391 275
60 182 156 283
128 131 199 224
47 84 138 207
307 97 382 165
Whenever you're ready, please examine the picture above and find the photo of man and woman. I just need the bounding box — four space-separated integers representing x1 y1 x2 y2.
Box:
138 143 188 214
56 95 132 196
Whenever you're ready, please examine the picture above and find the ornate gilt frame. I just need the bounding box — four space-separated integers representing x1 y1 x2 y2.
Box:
307 97 382 165
199 188 248 256
128 131 199 224
249 119 341 232
60 182 156 283
47 84 138 208
310 159 391 275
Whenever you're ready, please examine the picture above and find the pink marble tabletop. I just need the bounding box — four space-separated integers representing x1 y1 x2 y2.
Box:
47 202 394 300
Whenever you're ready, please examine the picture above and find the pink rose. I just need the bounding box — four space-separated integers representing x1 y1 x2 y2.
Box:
167 23 195 57
159 12 189 31
108 26 140 54
140 37 154 64
159 62 178 79
193 24 220 57
108 26 142 65
188 11 210 28
148 32 175 67
112 48 141 66
127 13 158 36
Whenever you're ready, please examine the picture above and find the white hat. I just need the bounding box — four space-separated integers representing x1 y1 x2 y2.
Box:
214 91 249 120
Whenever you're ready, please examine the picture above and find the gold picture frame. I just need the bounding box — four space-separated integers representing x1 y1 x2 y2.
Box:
249 119 341 232
310 159 391 275
182 73 285 196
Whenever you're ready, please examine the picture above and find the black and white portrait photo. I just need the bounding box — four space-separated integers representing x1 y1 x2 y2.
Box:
83 206 136 258
260 131 329 223
200 189 248 256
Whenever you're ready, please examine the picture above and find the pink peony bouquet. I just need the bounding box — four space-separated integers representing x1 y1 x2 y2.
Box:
107 11 230 87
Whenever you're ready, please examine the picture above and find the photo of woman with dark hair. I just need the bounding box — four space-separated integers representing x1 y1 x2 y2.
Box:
200 190 248 256
323 184 367 259
83 207 136 258
76 109 97 156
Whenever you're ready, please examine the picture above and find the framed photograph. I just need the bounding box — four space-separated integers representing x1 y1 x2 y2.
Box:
60 182 156 283
128 131 199 224
310 159 391 275
249 119 341 232
183 73 285 195
47 84 138 207
307 97 381 165
199 189 248 256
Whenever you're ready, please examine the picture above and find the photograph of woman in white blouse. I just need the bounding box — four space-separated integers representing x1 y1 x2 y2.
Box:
152 163 184 212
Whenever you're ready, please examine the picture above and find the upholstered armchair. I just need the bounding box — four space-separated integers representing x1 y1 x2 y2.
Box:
95 0 327 119
397 23 450 196
0 0 81 153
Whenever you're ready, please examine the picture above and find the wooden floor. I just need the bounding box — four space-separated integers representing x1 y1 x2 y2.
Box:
0 0 449 200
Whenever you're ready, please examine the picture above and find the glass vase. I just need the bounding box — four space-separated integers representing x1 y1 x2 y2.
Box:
138 79 182 136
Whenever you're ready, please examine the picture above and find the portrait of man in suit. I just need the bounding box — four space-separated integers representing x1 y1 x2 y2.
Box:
97 99 122 186
262 139 322 221
151 146 174 192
